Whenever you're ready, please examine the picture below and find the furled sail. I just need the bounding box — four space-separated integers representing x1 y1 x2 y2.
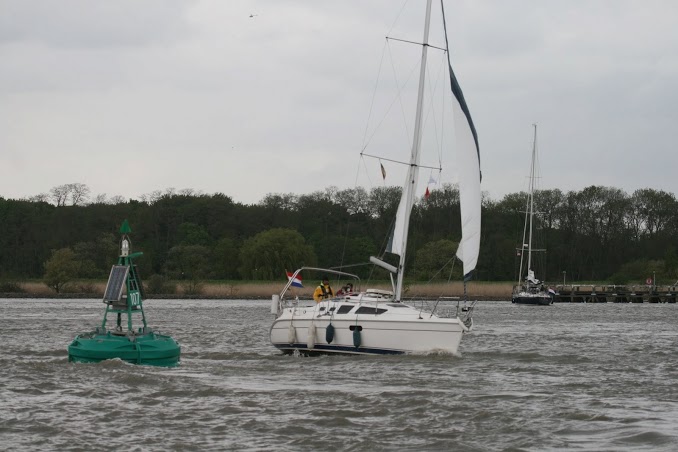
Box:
527 269 540 284
387 190 409 257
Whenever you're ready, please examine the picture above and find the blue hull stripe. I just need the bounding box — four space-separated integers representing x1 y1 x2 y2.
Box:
273 343 405 355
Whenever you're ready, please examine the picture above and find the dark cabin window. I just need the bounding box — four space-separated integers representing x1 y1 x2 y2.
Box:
355 307 387 315
336 305 354 314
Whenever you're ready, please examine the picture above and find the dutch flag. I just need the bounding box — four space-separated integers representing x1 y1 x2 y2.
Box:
286 271 303 288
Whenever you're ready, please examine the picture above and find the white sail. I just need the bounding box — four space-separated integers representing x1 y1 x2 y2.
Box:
443 1 481 280
453 100 481 278
527 269 540 284
388 190 408 257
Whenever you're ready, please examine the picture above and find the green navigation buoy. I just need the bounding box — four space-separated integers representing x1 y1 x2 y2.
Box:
68 221 180 366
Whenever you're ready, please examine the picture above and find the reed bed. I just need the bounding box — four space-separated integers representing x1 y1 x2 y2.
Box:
9 280 513 300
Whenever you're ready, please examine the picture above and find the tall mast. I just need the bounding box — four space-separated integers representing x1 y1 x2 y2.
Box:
395 0 433 301
527 123 537 274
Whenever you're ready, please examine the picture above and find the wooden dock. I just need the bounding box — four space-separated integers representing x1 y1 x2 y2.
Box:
554 284 678 303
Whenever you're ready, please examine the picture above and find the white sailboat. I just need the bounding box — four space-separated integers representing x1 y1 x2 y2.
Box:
512 124 554 306
270 0 481 355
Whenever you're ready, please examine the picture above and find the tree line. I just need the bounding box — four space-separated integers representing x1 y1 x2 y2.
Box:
1 184 677 291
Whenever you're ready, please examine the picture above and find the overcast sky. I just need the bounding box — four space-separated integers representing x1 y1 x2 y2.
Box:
2 0 677 205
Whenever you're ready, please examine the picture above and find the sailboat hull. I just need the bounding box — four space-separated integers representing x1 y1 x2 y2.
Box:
270 301 467 355
512 293 553 306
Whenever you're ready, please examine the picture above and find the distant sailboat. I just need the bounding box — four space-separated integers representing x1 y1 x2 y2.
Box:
512 124 554 306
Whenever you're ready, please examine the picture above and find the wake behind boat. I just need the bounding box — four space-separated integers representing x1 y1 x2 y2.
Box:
270 0 481 355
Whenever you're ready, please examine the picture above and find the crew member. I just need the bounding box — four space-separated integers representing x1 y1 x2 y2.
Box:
313 276 334 302
336 283 354 296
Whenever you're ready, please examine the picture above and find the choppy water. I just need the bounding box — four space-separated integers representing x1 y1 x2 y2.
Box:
1 299 677 451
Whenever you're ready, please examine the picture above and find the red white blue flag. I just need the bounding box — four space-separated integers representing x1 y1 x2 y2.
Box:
286 271 303 288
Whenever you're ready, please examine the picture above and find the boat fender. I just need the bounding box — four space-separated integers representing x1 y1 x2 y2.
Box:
463 317 474 331
307 323 316 349
287 324 296 344
325 323 335 344
353 329 361 348
271 295 280 314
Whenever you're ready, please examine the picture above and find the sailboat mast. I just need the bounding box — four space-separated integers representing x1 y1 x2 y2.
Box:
527 123 537 274
395 0 433 301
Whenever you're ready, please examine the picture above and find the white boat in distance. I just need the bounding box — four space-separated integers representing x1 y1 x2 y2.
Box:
270 0 482 355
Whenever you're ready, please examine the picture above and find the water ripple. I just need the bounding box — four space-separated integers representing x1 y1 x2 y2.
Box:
1 299 678 450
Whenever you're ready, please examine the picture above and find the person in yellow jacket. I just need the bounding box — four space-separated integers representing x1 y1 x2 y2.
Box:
313 276 334 302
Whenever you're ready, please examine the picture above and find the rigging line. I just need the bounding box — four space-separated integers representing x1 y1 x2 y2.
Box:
387 38 415 153
361 39 389 151
424 254 456 286
386 0 411 38
340 156 373 271
386 37 447 52
339 158 366 269
362 153 442 171
359 155 376 191
429 257 457 318
330 262 373 270
420 48 447 170
360 42 419 154
434 51 448 168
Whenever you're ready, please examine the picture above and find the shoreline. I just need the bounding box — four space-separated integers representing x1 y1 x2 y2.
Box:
0 280 514 301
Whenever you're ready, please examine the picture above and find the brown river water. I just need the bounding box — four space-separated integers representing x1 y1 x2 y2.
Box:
1 299 677 451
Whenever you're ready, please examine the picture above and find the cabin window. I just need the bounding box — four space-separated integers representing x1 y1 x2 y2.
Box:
336 305 354 314
318 306 325 311
386 304 407 308
355 307 387 315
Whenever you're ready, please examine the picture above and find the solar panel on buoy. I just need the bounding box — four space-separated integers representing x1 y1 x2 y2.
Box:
103 265 129 303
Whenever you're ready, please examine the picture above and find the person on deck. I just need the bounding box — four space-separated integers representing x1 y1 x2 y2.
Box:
313 276 334 302
336 283 354 296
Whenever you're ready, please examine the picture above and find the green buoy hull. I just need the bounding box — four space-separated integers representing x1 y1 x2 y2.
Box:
68 331 181 367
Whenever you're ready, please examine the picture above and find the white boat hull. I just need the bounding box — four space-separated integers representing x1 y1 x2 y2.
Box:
270 300 467 355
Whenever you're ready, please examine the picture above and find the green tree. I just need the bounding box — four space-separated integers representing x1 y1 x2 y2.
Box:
177 222 211 246
44 248 80 293
239 228 316 280
164 245 211 280
212 237 240 279
73 233 118 278
413 239 461 281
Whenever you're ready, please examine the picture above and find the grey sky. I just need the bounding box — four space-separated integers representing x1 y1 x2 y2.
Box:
2 0 677 205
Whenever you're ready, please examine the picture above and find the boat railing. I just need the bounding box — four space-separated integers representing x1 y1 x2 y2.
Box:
279 267 361 299
276 267 362 314
404 296 463 318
